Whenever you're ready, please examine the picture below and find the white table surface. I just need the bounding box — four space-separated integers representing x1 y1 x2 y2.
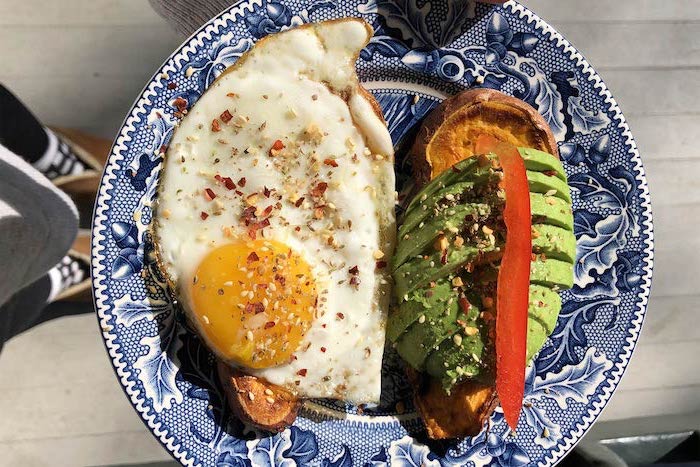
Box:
0 1 698 465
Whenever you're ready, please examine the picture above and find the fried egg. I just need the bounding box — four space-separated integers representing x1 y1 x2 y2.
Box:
154 19 395 403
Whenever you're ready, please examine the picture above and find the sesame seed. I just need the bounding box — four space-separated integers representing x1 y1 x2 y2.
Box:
247 391 255 401
453 334 463 346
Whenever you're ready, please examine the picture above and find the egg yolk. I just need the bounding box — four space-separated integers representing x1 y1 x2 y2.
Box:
190 239 317 369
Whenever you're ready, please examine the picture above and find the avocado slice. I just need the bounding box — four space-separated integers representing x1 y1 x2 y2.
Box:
406 157 480 212
530 257 574 289
531 193 573 231
400 182 475 239
386 279 453 343
519 148 566 182
528 284 561 336
423 294 490 390
424 284 562 390
527 170 571 203
395 296 460 370
394 203 491 270
532 224 577 263
401 168 500 237
394 245 488 300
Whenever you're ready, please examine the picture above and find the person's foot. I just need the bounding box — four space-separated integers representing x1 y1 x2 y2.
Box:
0 85 101 185
48 230 91 302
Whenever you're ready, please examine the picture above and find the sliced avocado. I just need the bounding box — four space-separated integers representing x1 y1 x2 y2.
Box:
394 245 486 299
527 318 549 362
519 148 566 181
527 170 572 203
401 168 500 237
400 182 474 239
394 203 490 270
395 296 460 370
531 193 573 231
425 284 562 390
406 157 480 212
423 299 489 389
386 279 453 343
531 257 574 289
528 284 561 336
532 224 577 263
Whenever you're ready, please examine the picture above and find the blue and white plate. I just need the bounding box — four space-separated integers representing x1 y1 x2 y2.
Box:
91 1 653 465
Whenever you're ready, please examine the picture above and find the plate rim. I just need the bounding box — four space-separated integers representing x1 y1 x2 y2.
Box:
90 1 655 465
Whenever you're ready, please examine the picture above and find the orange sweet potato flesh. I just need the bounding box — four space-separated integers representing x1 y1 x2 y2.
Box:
410 88 559 186
407 368 498 439
217 361 301 432
406 89 558 439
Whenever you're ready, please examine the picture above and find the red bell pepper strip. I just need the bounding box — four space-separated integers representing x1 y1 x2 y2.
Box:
476 134 531 430
474 133 500 155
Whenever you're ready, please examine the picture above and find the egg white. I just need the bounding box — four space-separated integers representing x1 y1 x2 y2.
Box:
154 19 395 403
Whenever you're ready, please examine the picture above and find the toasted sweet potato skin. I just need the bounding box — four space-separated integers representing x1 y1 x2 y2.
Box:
410 88 559 186
217 361 301 432
405 89 558 438
406 368 498 439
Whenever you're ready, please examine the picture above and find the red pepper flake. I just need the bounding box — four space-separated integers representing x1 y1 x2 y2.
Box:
256 283 267 290
204 188 216 201
263 186 271 198
238 177 247 187
320 347 327 353
294 197 305 208
262 205 273 217
440 249 448 265
211 119 221 132
336 312 345 320
459 297 471 314
173 97 188 112
297 369 308 377
349 276 360 287
269 139 285 156
375 260 387 269
223 177 235 190
167 82 177 90
245 302 265 314
543 170 557 177
220 110 233 123
226 92 238 98
321 323 327 328
247 229 257 240
200 211 209 220
264 321 276 329
274 274 286 286
247 252 259 263
311 182 328 198
294 226 301 232
323 158 338 167
348 265 359 275
242 206 257 225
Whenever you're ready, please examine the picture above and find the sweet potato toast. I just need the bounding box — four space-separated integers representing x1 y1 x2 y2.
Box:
410 88 559 186
406 88 559 439
217 361 301 432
